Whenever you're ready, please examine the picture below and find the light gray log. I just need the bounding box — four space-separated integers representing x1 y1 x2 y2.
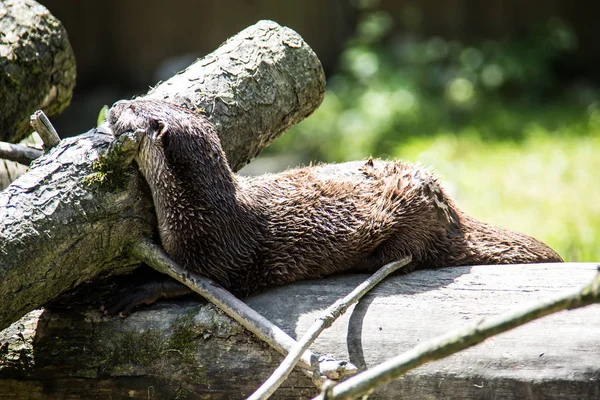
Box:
1 263 598 399
0 20 325 331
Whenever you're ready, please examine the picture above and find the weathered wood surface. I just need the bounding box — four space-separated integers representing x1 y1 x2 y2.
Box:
0 20 325 331
1 263 598 399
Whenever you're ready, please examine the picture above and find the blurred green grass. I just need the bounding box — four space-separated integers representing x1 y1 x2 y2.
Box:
255 14 599 262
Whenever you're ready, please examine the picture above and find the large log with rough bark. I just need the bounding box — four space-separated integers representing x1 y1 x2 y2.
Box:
0 20 325 331
0 0 76 143
0 263 598 399
0 0 76 190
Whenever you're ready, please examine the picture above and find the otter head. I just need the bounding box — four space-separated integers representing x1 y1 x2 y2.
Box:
107 99 233 191
108 99 178 186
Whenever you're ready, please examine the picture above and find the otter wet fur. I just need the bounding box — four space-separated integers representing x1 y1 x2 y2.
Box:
108 99 562 299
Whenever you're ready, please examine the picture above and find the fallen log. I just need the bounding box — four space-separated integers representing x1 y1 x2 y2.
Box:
1 263 598 399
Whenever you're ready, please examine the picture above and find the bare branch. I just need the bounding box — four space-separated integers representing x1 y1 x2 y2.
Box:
30 110 60 149
0 141 42 165
248 257 412 400
312 267 600 400
129 238 358 381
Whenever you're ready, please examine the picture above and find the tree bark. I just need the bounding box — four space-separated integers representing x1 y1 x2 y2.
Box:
1 263 598 399
0 0 76 143
0 20 325 331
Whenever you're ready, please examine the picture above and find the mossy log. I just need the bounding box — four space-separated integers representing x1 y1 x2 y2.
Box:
0 20 326 331
1 263 598 399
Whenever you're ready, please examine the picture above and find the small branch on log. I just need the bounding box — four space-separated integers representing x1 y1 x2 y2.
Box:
129 238 358 381
0 141 43 165
30 110 60 149
312 266 600 400
249 256 412 400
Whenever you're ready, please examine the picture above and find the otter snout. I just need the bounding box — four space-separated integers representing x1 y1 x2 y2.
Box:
108 101 138 136
106 100 155 147
100 100 154 161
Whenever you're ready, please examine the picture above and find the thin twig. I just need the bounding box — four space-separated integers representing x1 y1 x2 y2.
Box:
130 238 358 381
248 256 412 400
0 141 43 165
312 267 600 400
30 110 60 148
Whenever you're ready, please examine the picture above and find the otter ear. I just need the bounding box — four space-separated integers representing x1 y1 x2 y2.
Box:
150 119 169 144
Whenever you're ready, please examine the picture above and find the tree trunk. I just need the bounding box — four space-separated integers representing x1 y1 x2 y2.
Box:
0 20 325 331
1 263 598 399
0 0 76 143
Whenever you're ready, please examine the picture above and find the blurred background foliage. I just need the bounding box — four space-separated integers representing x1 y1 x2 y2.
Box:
254 6 599 262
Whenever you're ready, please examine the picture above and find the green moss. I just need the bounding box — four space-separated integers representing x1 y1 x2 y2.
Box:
167 315 208 393
82 150 130 192
101 330 163 369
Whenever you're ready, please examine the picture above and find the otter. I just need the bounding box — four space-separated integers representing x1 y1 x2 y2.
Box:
107 99 562 307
